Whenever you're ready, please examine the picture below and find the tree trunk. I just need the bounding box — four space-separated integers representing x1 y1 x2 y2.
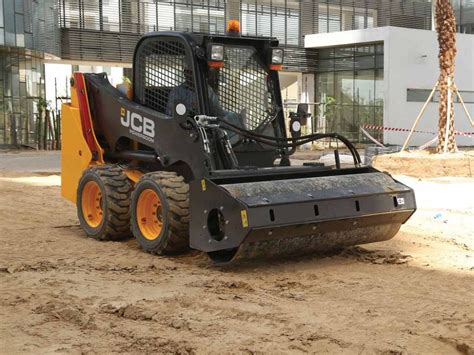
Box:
435 0 457 153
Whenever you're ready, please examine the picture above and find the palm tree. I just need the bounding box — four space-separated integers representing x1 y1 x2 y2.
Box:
435 0 457 153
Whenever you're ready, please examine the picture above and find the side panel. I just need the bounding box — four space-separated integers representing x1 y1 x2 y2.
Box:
60 104 93 203
85 73 208 178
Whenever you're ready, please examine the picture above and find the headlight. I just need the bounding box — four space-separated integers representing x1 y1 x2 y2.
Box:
209 44 224 62
271 48 284 65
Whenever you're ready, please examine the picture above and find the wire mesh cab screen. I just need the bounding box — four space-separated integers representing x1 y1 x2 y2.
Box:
134 37 196 115
210 46 274 131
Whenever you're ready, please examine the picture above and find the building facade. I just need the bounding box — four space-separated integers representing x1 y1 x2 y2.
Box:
0 0 59 146
1 0 473 146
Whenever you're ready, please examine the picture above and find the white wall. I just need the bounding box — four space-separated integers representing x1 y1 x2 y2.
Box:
306 27 474 146
384 27 473 146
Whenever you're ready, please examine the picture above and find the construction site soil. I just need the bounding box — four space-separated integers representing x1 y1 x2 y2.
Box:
1 151 473 354
373 150 474 178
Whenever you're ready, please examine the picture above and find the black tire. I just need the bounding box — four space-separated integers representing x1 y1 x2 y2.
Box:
131 171 189 255
77 165 132 241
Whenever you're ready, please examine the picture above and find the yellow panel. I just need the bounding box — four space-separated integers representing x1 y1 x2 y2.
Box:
61 104 93 204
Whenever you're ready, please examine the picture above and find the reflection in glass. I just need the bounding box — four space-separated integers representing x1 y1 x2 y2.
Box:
315 44 384 142
335 71 354 105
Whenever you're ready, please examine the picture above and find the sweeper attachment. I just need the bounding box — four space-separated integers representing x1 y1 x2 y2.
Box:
61 29 416 264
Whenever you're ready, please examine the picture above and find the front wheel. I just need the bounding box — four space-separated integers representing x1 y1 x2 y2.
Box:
131 172 189 255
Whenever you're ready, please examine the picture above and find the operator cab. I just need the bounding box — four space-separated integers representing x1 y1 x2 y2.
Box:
132 29 287 167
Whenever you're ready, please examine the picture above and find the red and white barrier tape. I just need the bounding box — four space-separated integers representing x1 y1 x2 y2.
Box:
362 124 473 138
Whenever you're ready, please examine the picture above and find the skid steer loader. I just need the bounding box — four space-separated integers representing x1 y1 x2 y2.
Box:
61 24 416 264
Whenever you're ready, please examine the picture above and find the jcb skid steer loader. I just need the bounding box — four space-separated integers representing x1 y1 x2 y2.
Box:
61 25 416 264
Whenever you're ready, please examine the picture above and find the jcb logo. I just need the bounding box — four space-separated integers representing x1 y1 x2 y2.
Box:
120 108 155 141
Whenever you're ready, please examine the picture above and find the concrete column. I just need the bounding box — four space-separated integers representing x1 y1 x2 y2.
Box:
226 0 240 22
299 73 315 134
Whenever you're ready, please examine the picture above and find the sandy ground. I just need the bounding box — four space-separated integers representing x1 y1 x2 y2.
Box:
373 150 474 178
0 152 473 354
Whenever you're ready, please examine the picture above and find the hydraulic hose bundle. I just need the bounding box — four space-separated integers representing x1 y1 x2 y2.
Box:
217 117 362 166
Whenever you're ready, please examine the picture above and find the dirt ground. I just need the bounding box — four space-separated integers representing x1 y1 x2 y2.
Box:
373 150 474 178
1 152 473 354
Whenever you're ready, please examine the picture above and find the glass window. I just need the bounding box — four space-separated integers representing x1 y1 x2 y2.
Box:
4 0 15 45
354 55 375 70
355 70 375 105
375 69 384 105
457 91 474 103
315 43 384 143
0 0 4 28
406 89 433 102
318 59 334 72
316 72 335 101
15 14 25 47
335 71 354 104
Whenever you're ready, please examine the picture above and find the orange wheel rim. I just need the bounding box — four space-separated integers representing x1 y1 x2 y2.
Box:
136 189 163 240
81 181 103 228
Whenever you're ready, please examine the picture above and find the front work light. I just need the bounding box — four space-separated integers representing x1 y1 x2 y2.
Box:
208 44 225 68
271 48 284 64
269 48 284 70
210 44 224 61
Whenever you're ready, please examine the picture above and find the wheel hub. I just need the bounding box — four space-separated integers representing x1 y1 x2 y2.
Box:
136 189 163 240
81 180 103 228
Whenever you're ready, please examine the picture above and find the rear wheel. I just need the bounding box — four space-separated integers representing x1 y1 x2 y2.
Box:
77 165 132 240
131 172 189 254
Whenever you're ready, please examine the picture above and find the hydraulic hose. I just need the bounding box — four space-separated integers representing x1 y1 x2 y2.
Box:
218 118 361 166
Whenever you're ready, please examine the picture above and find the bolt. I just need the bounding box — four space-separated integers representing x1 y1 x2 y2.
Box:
225 220 230 225
204 209 208 214
208 239 212 243
353 221 358 226
307 193 313 198
202 225 206 229
262 197 270 203
219 206 224 211
268 231 273 236
312 226 316 230
224 236 228 240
